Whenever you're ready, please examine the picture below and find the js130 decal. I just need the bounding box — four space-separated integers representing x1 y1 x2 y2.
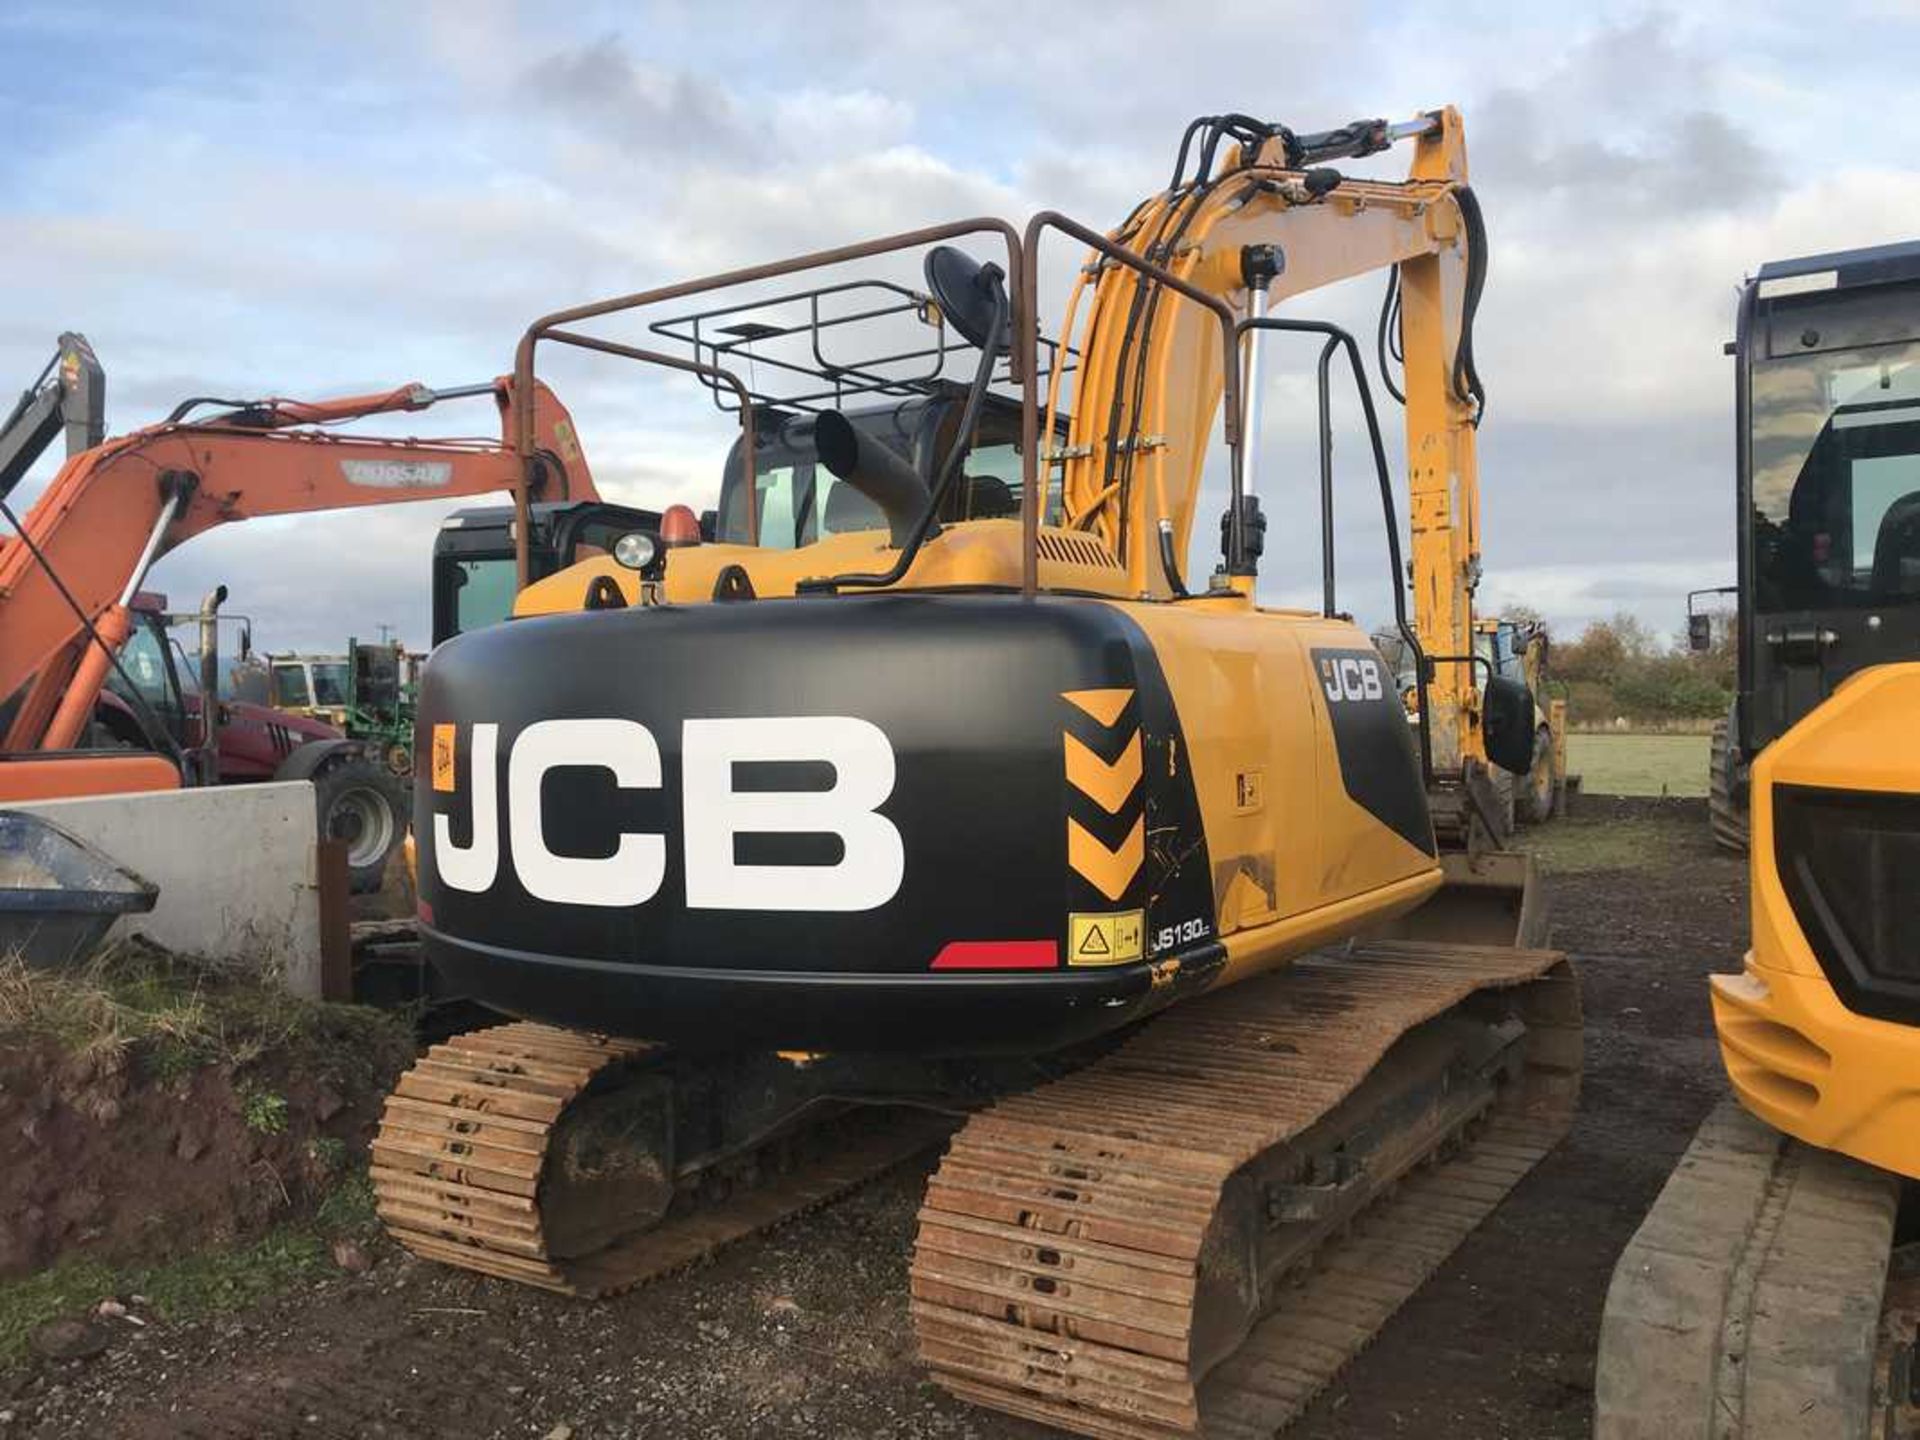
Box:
430 717 904 912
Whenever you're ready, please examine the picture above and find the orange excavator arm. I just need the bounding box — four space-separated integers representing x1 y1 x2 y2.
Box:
0 375 595 758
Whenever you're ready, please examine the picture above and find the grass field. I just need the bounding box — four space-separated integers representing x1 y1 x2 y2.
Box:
1568 732 1710 797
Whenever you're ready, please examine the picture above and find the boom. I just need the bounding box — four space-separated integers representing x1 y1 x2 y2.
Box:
1051 107 1489 773
0 369 594 764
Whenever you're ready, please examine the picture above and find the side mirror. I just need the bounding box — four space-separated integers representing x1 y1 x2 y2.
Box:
1687 613 1712 652
239 623 253 660
1483 675 1537 776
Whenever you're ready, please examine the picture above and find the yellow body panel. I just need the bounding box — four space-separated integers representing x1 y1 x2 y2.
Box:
1711 662 1920 1178
515 519 1131 616
1115 595 1441 986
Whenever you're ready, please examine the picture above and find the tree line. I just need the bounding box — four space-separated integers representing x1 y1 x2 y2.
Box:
1520 608 1736 727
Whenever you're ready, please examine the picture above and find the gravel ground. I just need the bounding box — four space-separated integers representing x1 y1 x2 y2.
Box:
3 795 1746 1440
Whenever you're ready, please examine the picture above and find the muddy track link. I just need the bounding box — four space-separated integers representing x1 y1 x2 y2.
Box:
910 939 1580 1439
371 1022 947 1297
1708 717 1750 854
1597 1100 1906 1440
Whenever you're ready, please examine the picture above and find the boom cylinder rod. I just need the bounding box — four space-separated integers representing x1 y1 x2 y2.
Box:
115 498 181 609
1384 115 1442 144
1241 286 1272 504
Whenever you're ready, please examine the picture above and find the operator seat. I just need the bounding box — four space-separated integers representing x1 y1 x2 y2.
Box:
963 474 1018 520
1871 492 1920 595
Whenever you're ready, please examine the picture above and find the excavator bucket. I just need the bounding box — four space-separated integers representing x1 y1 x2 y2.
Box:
1368 849 1547 949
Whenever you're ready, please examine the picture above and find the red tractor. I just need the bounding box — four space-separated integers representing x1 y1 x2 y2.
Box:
88 590 406 890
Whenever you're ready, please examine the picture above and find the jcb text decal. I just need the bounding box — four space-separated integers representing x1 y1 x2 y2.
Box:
432 717 904 912
1319 654 1386 705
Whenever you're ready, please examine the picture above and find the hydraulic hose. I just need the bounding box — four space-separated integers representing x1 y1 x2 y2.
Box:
1376 264 1406 405
1452 184 1489 425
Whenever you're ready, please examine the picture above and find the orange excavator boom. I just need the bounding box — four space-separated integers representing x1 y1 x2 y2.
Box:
0 365 595 773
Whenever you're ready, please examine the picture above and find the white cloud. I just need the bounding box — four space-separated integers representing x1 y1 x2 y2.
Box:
5 0 1918 653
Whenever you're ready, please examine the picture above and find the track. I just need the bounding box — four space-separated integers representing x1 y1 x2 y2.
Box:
909 938 1580 1438
1708 717 1749 853
1596 1099 1904 1440
371 1022 950 1297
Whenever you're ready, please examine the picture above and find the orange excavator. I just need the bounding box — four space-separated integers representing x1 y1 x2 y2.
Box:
0 335 633 883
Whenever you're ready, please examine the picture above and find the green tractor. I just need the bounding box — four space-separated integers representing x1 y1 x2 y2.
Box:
264 639 417 778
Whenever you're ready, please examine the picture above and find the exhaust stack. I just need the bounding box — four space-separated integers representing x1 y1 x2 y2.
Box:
813 412 929 548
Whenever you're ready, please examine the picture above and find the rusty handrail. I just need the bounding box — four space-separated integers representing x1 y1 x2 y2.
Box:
540 331 758 546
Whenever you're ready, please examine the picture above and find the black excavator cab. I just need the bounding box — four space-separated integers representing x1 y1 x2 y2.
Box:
430 499 661 646
1709 241 1920 837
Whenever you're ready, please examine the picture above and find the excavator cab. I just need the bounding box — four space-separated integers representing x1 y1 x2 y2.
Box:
1707 240 1920 848
711 389 1055 549
429 499 660 646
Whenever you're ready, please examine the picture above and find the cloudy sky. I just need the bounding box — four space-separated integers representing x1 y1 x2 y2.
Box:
5 0 1918 651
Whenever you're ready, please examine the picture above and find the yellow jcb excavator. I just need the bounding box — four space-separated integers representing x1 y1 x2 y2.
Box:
372 107 1580 1439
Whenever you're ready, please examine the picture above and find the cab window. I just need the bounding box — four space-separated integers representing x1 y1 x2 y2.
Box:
311 664 349 707
105 621 184 739
273 662 311 708
452 558 518 634
718 409 1063 547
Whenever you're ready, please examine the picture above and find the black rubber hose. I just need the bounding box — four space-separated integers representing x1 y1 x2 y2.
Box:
1157 518 1189 598
1097 168 1207 540
1452 185 1489 426
1376 264 1406 405
1104 150 1232 555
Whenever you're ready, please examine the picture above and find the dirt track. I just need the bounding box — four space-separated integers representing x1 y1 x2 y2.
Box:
6 795 1746 1439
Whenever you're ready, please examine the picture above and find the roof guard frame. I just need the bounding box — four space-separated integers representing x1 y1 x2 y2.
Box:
510 218 1026 588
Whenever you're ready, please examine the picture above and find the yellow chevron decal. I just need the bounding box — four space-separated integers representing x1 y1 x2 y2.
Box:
1067 816 1144 901
1063 729 1142 814
1061 687 1133 727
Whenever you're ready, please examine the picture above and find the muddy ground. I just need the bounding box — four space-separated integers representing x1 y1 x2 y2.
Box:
4 795 1746 1439
0 946 413 1282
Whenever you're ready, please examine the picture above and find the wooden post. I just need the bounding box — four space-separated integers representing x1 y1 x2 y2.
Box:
315 838 351 1003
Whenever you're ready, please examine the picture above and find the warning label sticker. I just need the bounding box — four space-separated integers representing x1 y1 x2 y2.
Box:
431 724 457 793
1068 909 1145 967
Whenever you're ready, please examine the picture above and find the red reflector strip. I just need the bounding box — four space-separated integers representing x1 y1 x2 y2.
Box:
416 899 435 926
930 940 1058 971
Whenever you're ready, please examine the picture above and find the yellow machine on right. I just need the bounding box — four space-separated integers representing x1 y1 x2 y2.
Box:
1599 242 1920 1440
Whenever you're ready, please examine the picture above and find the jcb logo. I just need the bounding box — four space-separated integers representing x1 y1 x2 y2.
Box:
1320 655 1386 705
432 717 904 912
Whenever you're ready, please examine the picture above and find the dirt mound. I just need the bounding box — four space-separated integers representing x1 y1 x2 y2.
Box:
0 947 412 1278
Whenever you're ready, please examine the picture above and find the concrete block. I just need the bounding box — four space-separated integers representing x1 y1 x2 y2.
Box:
10 782 323 998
